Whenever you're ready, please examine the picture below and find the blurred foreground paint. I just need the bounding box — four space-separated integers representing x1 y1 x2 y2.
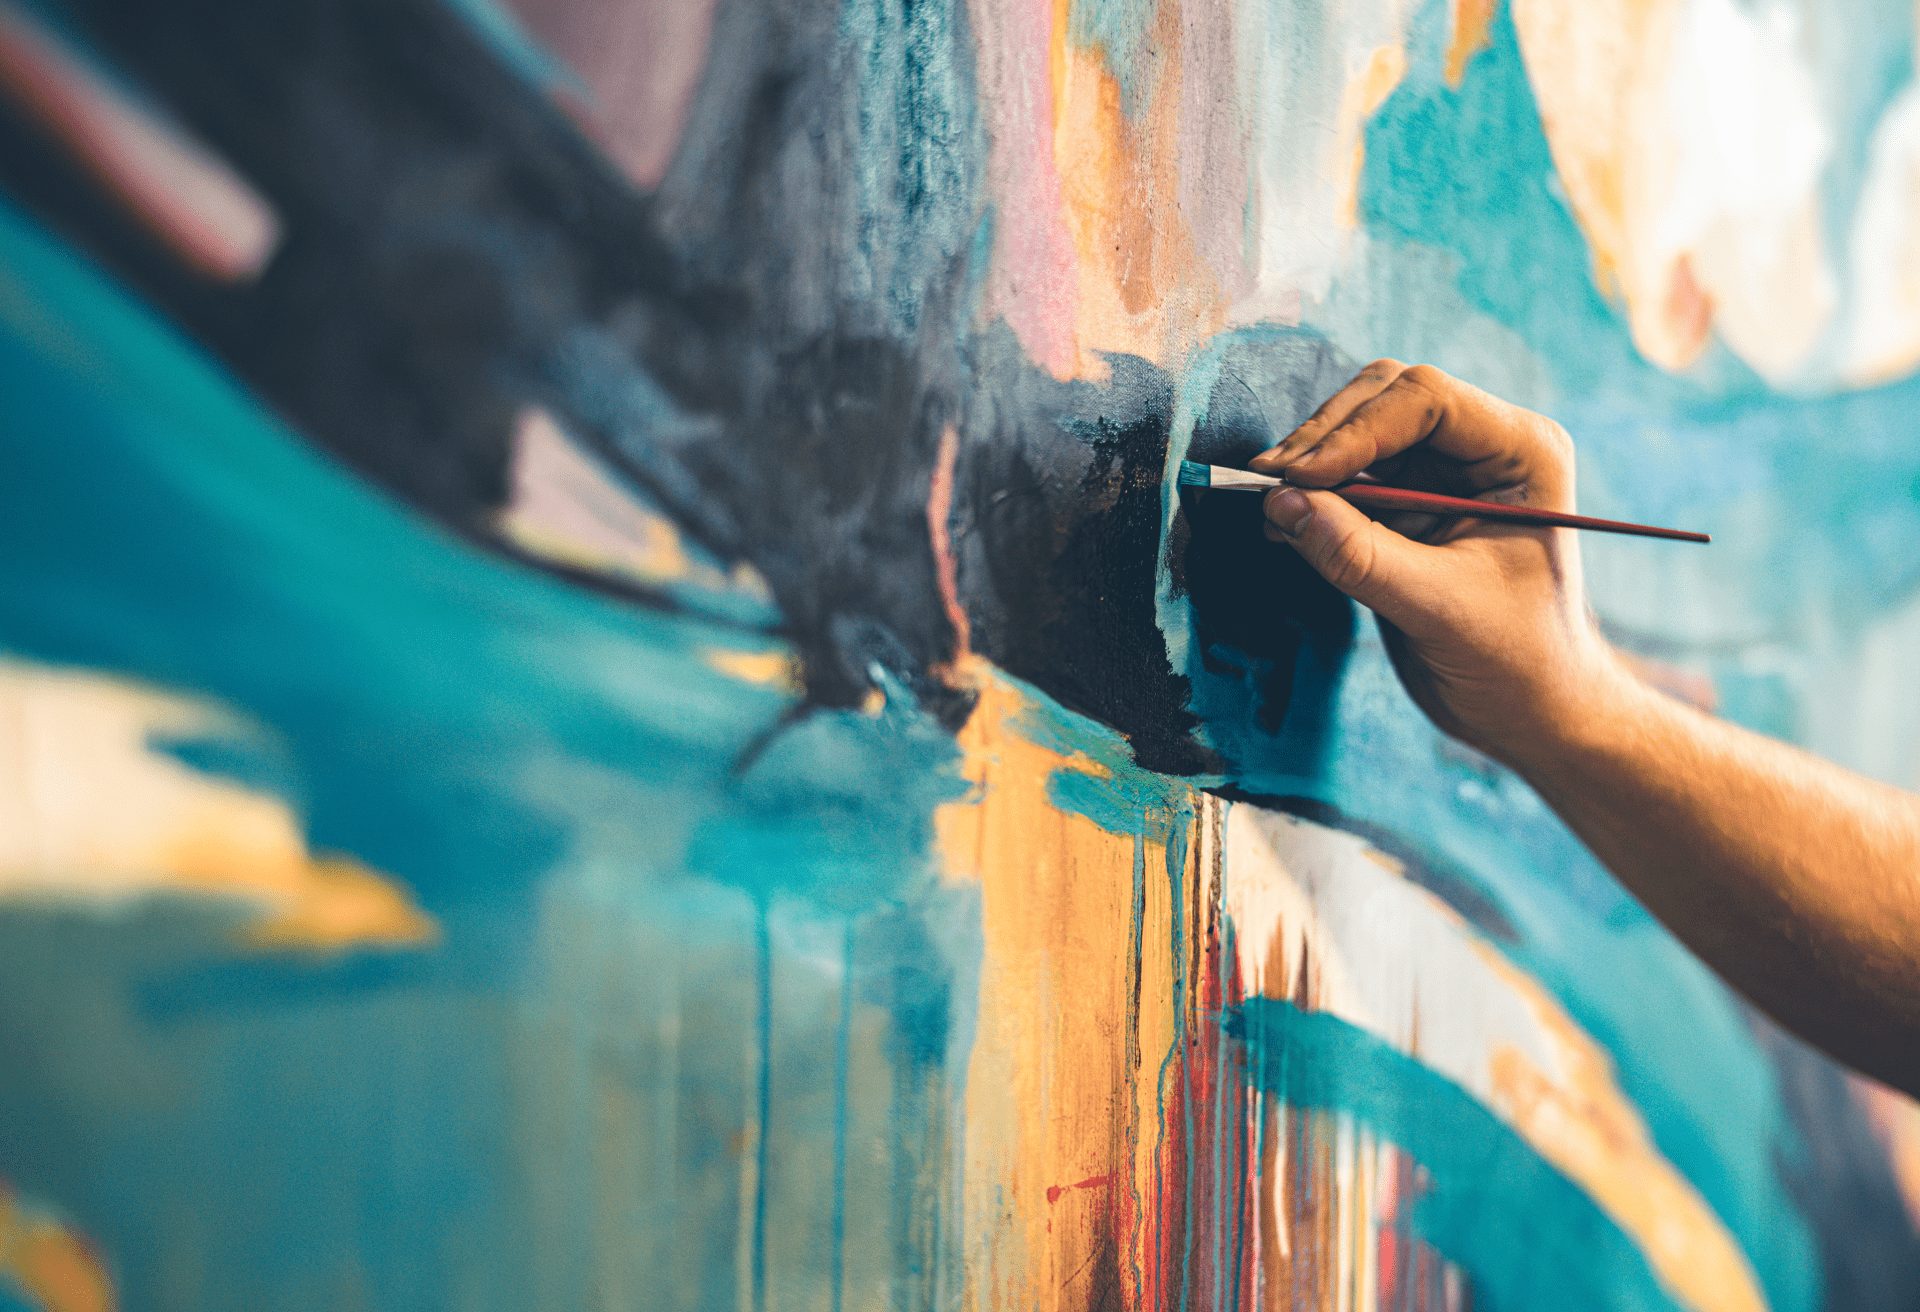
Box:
4 0 1920 1308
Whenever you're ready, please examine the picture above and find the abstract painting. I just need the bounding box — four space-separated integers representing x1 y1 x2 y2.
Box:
4 0 1920 1308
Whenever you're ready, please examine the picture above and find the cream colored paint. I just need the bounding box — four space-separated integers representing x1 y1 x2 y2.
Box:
0 659 435 951
1512 0 1835 381
1233 2 1420 323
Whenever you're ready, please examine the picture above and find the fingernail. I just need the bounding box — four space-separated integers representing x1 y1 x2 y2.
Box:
1264 487 1313 536
1248 445 1287 472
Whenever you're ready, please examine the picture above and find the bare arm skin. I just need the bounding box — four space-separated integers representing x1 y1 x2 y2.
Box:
1254 361 1920 1097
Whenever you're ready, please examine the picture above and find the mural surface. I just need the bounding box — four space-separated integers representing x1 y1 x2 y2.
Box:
6 0 1920 1308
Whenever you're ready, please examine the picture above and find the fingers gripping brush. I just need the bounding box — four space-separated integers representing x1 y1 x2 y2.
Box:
1176 462 1710 544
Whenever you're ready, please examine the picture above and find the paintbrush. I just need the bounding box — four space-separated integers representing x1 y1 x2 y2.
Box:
1176 461 1709 544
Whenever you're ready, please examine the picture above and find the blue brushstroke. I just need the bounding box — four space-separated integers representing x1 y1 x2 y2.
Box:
752 900 773 1312
828 919 855 1312
438 0 572 90
1231 997 1687 1312
0 190 970 1309
839 0 985 338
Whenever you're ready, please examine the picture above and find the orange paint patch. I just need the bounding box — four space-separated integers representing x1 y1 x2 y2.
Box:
703 647 797 690
941 668 1228 1309
0 1183 114 1312
1047 7 1223 374
1446 0 1499 87
242 856 440 952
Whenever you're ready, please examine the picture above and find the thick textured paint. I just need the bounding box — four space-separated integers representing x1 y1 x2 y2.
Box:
969 0 1081 377
939 669 1241 1311
7 0 1920 1308
1444 0 1496 86
1232 0 1421 320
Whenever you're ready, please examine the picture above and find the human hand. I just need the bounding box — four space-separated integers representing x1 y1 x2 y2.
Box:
1252 361 1632 767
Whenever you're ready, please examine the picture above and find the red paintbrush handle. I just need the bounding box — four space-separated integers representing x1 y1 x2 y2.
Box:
1334 482 1710 543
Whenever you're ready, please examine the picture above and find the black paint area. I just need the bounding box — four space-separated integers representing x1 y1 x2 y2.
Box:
1173 332 1359 736
953 331 1206 774
2 0 1350 775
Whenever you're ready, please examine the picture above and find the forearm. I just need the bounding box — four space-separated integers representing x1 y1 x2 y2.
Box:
1510 654 1920 1095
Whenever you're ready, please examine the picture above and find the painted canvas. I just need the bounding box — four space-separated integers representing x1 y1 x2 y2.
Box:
5 0 1920 1308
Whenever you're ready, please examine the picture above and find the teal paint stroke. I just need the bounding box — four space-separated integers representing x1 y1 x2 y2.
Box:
0 194 963 913
0 194 974 1307
999 667 1192 840
839 0 984 338
1231 997 1687 1312
439 0 573 91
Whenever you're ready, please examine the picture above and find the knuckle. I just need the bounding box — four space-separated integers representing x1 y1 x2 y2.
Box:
1539 417 1575 459
1398 363 1450 393
1361 357 1404 381
1388 367 1447 433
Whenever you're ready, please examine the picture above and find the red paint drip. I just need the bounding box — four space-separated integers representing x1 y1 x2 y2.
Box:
1143 830 1255 1312
924 424 971 662
1044 1172 1117 1206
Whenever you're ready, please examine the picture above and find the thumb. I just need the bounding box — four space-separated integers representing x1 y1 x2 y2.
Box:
1263 486 1439 628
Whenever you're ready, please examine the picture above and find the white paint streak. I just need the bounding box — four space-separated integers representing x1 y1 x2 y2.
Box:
1233 3 1419 322
0 658 434 950
1513 0 1836 382
1843 83 1920 383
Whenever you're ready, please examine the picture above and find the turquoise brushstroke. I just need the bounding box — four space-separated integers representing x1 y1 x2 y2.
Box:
438 0 572 90
0 194 963 910
1231 997 1688 1312
0 193 970 1307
